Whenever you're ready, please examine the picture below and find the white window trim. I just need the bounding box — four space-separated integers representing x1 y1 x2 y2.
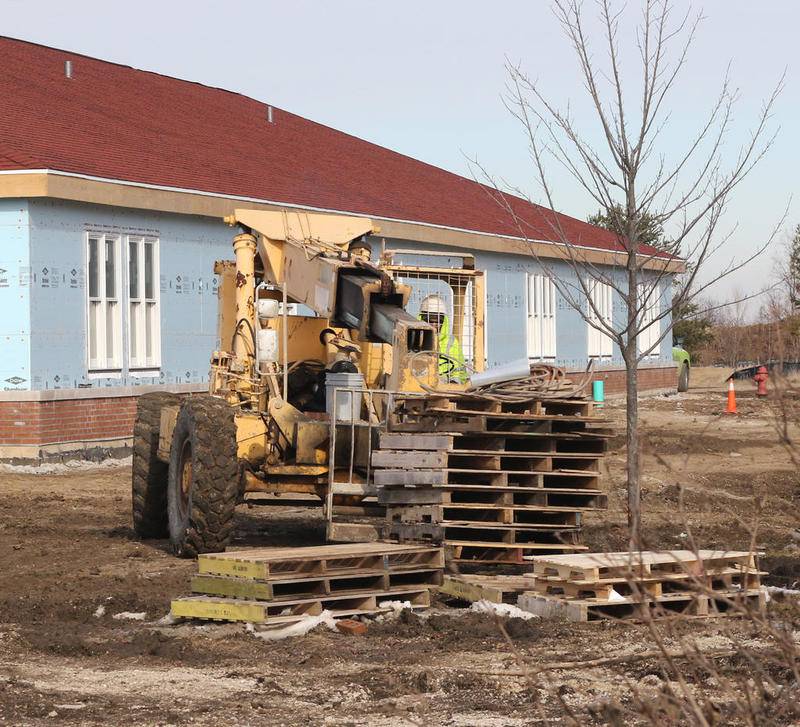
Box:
637 282 661 358
525 272 556 361
86 232 123 372
126 236 162 370
586 278 613 360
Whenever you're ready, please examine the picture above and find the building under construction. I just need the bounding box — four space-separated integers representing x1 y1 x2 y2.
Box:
0 36 680 461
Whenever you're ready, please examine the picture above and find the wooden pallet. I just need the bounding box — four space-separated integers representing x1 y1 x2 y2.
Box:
518 589 766 622
532 567 764 600
391 394 601 419
387 504 583 527
191 567 443 601
378 484 608 509
172 588 431 623
197 542 444 580
517 550 767 621
439 574 535 604
374 395 610 565
528 550 758 582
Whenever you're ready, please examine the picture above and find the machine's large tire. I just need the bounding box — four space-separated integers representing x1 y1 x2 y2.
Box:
132 392 181 538
167 395 239 558
677 362 690 392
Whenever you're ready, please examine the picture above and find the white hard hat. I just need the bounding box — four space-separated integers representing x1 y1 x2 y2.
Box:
419 294 447 316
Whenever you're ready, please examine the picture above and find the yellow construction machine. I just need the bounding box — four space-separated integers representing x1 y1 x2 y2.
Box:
131 209 484 556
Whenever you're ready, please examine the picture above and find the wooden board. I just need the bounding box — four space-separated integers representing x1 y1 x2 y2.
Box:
379 433 454 451
439 574 535 604
371 450 448 469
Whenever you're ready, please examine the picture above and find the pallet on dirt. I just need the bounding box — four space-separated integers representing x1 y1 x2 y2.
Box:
439 574 535 604
527 550 759 583
191 566 443 601
373 392 612 566
532 566 766 601
171 542 444 624
517 550 767 621
171 588 431 624
517 588 766 622
197 542 444 580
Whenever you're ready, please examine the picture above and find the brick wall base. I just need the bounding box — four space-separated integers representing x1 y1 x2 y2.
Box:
0 384 205 462
578 364 678 397
0 366 677 461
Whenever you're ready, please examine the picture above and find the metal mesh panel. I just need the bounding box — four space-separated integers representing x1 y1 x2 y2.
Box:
391 270 478 370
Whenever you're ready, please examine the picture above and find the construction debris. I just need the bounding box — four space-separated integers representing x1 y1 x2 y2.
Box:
376 393 612 564
170 542 444 625
517 550 767 622
439 574 535 604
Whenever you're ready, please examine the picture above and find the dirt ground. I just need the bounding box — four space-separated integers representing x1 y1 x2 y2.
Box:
1 379 799 726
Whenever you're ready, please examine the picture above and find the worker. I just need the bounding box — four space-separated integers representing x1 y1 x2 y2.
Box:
418 294 467 383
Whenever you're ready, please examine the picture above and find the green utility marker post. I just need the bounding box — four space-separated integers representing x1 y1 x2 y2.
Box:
592 380 605 409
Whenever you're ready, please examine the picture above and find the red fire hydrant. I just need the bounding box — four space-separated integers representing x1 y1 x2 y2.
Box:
753 365 768 397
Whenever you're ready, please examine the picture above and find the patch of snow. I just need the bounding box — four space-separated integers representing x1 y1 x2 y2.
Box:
0 456 131 475
607 588 626 603
377 600 413 613
93 605 106 618
470 599 538 620
112 611 147 621
246 611 338 641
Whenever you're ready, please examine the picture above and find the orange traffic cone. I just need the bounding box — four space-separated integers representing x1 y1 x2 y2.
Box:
725 378 737 414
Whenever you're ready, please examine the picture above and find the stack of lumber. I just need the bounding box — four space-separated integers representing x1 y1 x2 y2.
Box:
171 542 444 625
374 394 611 565
518 550 766 622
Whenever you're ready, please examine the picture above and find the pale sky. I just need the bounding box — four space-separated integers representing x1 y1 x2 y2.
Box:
3 0 797 305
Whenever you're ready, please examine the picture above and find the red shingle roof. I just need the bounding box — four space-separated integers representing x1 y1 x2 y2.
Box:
0 36 658 256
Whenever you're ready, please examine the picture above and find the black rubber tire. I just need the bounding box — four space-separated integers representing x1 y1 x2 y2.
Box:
132 392 181 538
167 395 239 558
677 362 690 392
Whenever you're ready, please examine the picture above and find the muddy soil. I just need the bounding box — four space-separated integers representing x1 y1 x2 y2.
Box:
1 387 798 725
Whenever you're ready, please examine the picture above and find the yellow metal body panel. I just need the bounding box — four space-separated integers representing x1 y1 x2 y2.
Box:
280 315 329 363
213 260 237 360
227 208 377 249
234 412 268 462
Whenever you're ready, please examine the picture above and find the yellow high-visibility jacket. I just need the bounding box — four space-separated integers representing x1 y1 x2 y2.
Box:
437 315 466 383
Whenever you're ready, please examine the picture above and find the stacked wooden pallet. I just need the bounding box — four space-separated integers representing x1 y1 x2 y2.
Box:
439 573 536 604
374 394 611 565
518 550 766 622
171 542 444 625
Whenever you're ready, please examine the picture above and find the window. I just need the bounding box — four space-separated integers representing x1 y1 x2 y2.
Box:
87 234 122 370
587 279 613 359
637 282 661 357
526 273 556 360
128 237 161 369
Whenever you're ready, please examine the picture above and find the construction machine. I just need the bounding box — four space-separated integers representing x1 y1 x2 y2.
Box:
131 209 485 556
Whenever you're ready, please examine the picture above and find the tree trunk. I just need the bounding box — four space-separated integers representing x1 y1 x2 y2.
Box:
624 355 641 549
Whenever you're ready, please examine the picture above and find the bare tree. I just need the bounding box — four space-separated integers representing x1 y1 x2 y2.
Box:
476 0 784 545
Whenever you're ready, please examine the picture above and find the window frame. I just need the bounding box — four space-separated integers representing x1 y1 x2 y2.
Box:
86 232 123 372
126 236 161 371
637 282 661 358
586 278 613 360
525 272 557 361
